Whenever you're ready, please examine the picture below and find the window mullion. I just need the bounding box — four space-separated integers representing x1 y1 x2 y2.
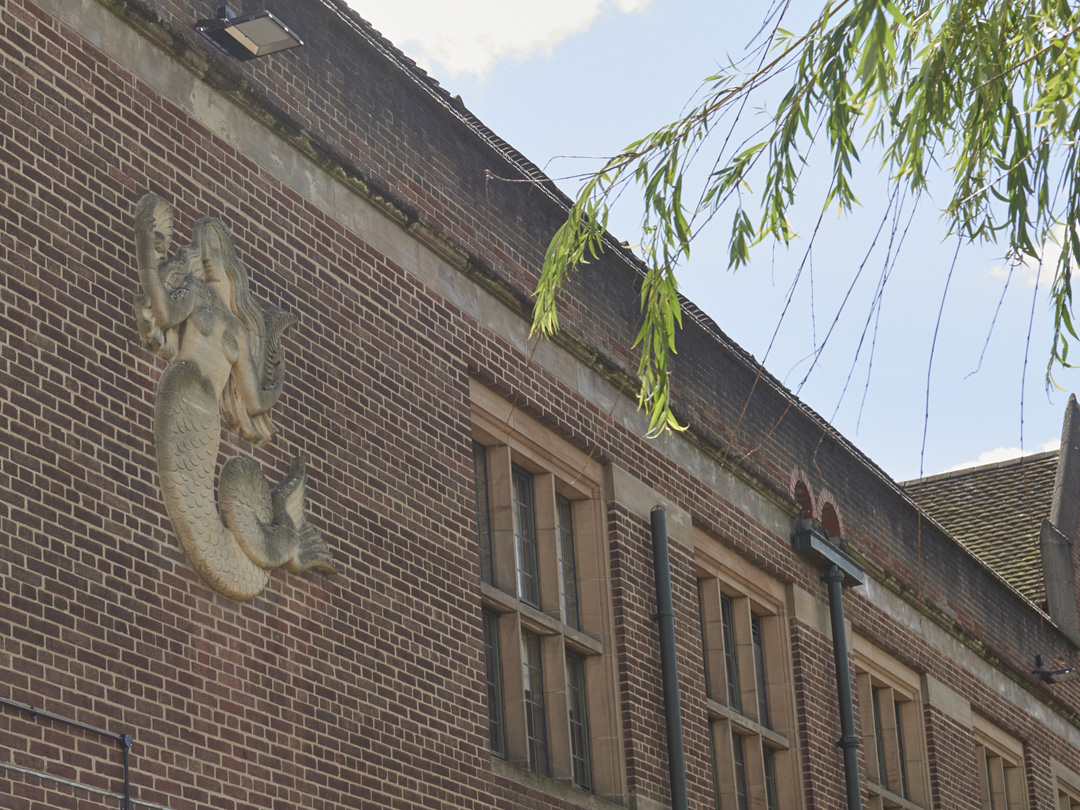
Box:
987 754 1008 810
698 579 726 702
498 612 529 768
761 614 787 735
712 719 737 810
975 744 992 810
875 687 903 797
532 472 559 616
486 445 517 596
540 635 571 782
856 672 880 785
569 498 601 633
732 597 758 723
896 696 922 803
742 733 767 810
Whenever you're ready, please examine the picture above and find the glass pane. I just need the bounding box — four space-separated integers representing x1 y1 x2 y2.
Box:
872 686 888 790
472 442 493 584
764 747 779 810
985 750 997 810
752 613 770 729
522 630 549 775
567 651 592 790
895 700 909 799
732 733 750 810
721 594 741 712
557 494 581 629
512 466 539 606
482 609 505 756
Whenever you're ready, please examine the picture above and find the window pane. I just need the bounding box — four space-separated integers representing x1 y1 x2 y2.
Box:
895 700 909 799
872 686 888 790
721 594 741 712
557 494 581 630
472 442 494 585
764 747 779 810
752 612 770 729
567 651 592 790
512 466 540 606
732 733 750 810
522 630 549 775
482 609 505 756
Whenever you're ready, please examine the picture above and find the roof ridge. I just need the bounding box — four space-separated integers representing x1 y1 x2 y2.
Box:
899 448 1059 487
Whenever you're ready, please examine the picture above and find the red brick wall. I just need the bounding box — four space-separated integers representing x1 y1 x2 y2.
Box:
3 2 1080 810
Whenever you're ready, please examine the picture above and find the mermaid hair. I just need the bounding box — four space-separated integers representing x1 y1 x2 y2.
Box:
192 218 279 445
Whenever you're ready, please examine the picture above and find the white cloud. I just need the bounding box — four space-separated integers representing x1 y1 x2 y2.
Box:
985 223 1070 288
347 0 653 78
944 437 1061 472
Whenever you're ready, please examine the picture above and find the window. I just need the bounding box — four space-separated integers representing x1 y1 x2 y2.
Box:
854 641 929 809
1055 762 1080 810
471 382 619 800
973 716 1026 810
697 532 798 810
482 608 506 756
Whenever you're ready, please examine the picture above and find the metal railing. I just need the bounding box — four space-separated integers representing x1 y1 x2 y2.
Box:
0 697 132 810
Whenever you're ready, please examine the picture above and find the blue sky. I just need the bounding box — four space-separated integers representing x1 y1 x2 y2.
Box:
347 0 1070 482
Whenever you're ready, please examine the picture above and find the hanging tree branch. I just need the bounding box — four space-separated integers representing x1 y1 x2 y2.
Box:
532 0 1080 435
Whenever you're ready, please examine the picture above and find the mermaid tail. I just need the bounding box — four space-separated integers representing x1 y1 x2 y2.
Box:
155 361 336 600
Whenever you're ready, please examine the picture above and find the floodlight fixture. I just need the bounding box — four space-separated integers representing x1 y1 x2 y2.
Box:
195 6 303 60
1033 654 1080 684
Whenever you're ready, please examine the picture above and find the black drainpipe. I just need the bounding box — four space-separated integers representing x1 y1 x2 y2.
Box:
651 506 689 810
793 515 864 810
0 697 133 810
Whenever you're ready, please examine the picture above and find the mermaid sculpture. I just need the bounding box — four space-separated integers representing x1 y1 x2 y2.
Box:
133 194 337 600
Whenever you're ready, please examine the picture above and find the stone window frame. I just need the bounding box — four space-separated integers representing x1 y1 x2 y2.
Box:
471 381 622 801
1052 760 1080 810
972 714 1028 810
695 532 802 810
852 639 930 810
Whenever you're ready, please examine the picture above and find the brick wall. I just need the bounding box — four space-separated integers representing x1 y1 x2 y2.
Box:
3 1 1080 809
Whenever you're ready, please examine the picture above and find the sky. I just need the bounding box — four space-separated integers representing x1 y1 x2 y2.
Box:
345 0 1071 482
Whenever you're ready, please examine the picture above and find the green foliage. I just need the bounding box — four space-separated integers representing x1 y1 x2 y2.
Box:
532 0 1080 435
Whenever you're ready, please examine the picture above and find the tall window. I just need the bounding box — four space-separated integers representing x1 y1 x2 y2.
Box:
854 642 929 809
1058 766 1080 810
482 608 505 756
511 466 540 605
973 715 1027 810
567 651 592 790
697 536 796 810
522 630 549 774
471 382 619 799
558 494 581 630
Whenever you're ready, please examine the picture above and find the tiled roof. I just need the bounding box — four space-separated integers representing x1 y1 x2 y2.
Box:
899 451 1059 604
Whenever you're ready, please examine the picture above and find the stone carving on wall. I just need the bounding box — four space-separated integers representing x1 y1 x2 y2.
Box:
133 194 337 600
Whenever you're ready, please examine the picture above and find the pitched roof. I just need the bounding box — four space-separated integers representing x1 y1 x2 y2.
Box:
899 451 1059 604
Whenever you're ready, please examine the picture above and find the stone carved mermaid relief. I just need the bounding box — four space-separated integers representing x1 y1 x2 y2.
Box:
133 194 337 600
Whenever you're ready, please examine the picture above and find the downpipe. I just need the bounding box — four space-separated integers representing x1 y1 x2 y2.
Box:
792 515 864 810
825 564 862 810
650 506 689 810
